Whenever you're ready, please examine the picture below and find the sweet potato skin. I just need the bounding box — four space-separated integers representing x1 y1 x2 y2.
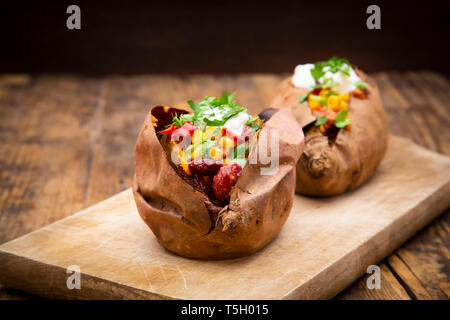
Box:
270 70 388 196
133 106 304 259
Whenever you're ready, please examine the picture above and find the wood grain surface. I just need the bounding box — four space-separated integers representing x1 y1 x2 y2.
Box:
0 71 449 299
0 135 448 299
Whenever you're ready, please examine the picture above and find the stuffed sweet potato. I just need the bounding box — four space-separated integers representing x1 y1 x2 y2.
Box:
133 92 304 259
270 57 388 196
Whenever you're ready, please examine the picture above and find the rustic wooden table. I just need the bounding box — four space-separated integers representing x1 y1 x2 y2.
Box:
0 71 448 300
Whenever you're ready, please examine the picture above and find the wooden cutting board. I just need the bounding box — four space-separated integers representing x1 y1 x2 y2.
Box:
0 135 449 300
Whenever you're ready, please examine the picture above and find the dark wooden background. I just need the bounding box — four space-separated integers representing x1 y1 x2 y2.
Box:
1 0 449 75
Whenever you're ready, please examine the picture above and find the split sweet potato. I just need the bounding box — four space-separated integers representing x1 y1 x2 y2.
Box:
133 105 304 259
270 70 388 196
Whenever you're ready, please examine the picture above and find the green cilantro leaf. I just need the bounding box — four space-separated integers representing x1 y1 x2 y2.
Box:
311 62 326 81
334 109 351 128
300 57 355 110
340 64 351 76
335 118 351 128
253 119 264 131
186 91 246 127
310 95 328 106
228 141 252 168
246 115 259 126
326 90 339 97
335 109 348 122
233 143 250 159
327 56 351 75
203 118 226 126
314 112 327 126
187 100 200 113
172 113 183 127
323 77 338 88
228 92 236 104
299 95 308 103
310 57 352 85
180 114 194 123
355 81 368 90
229 157 247 169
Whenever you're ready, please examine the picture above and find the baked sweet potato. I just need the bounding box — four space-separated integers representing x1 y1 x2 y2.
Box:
133 94 304 259
270 60 388 196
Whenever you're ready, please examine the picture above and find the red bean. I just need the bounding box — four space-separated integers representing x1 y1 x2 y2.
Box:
212 163 242 201
189 159 222 176
258 108 278 123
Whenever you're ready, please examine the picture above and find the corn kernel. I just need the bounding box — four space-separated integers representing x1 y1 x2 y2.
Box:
163 106 170 113
319 125 326 133
152 115 158 123
192 129 204 145
153 122 158 127
319 89 329 98
339 101 348 110
191 145 202 160
308 95 322 109
178 149 185 160
340 93 350 101
327 95 340 110
181 162 191 175
205 126 218 138
219 137 234 149
210 146 224 161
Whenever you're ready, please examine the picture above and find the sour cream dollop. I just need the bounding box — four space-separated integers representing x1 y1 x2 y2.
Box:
292 63 362 93
223 111 250 136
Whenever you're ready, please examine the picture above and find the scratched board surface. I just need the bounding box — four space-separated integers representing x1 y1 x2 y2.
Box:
0 135 449 299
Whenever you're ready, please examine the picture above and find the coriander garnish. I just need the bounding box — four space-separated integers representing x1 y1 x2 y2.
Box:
314 112 327 126
334 109 351 128
355 80 368 90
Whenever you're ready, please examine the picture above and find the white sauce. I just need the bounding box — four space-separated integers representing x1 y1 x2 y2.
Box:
223 111 250 136
204 108 229 121
292 63 362 93
292 64 316 88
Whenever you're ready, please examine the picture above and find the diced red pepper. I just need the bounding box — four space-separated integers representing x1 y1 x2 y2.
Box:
315 108 337 130
181 122 197 136
157 124 178 138
222 127 245 144
325 109 336 124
